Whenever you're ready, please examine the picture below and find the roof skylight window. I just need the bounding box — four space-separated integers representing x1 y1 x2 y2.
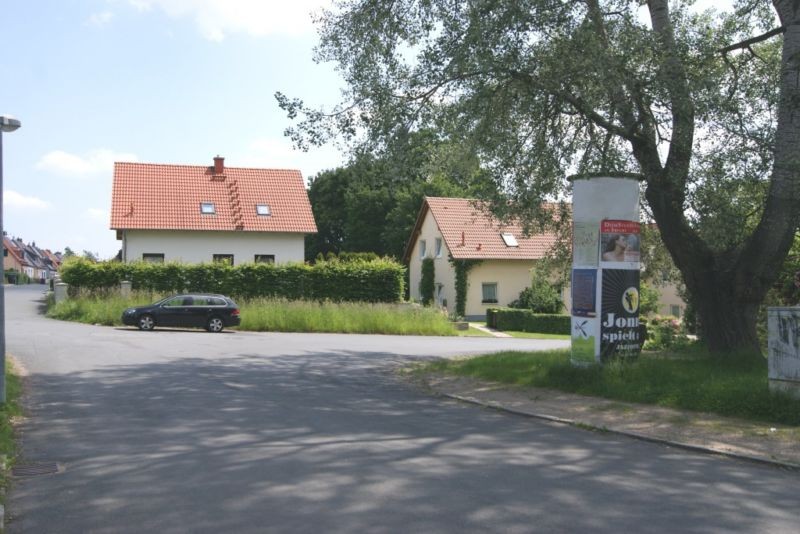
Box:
256 204 271 216
501 233 519 247
200 202 216 214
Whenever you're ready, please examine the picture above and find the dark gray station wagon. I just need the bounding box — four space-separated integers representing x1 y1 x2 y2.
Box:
122 294 241 332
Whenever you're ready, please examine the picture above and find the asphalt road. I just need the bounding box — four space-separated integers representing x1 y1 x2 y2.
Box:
4 284 799 533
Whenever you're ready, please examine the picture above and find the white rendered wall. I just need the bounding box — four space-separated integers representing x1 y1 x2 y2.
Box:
122 230 306 265
465 261 535 319
408 213 456 313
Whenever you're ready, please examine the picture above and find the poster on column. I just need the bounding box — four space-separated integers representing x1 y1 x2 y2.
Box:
573 221 599 267
600 220 640 266
600 269 641 362
571 317 598 365
571 268 597 317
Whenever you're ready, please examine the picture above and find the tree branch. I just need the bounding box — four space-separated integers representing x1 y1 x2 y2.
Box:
719 26 785 54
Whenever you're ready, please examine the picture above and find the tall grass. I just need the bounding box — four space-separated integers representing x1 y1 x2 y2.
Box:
422 348 800 425
1 360 24 497
239 298 456 336
47 292 457 336
47 290 166 326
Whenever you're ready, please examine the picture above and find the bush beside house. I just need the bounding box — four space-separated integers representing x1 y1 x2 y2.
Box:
60 257 405 303
486 308 570 335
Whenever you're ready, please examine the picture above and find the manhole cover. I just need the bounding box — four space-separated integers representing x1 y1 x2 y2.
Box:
11 462 60 477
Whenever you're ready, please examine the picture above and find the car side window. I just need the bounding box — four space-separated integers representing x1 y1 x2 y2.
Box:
209 297 225 306
192 297 208 306
163 297 183 307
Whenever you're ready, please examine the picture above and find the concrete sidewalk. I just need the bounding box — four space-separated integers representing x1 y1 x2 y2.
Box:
421 373 800 470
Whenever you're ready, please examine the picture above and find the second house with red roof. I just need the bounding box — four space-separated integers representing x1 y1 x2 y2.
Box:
110 156 317 265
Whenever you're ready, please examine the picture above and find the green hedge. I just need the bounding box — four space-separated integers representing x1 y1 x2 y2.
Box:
60 258 405 303
486 308 570 334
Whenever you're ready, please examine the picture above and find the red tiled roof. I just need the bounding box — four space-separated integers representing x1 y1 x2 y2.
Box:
404 197 560 262
3 237 27 267
110 160 317 234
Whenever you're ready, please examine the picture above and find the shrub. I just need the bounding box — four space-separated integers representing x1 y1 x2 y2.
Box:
644 315 690 350
60 257 405 303
487 307 570 334
420 258 435 306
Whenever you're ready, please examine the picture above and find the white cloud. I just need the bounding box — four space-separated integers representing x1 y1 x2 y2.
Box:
124 0 327 41
86 11 114 27
36 149 138 177
85 208 109 222
3 190 51 210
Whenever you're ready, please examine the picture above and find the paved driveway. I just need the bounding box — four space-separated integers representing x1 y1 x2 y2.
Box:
4 285 799 533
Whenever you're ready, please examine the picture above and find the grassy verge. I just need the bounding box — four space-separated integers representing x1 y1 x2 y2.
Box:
419 347 800 426
503 331 570 340
1 359 23 499
238 299 456 336
47 293 457 336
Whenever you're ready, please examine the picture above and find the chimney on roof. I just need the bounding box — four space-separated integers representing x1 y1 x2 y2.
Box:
213 155 225 175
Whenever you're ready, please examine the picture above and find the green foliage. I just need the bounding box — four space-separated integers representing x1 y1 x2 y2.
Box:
420 258 435 306
239 299 455 335
304 131 494 261
486 308 569 335
421 348 800 426
59 257 405 303
47 292 455 336
508 273 563 314
639 281 661 317
279 0 800 353
3 268 30 285
0 360 23 491
450 258 480 318
644 316 691 351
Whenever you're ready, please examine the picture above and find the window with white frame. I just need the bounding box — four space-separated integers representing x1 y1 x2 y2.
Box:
670 305 681 318
419 239 427 258
200 202 216 214
435 237 443 257
482 282 498 303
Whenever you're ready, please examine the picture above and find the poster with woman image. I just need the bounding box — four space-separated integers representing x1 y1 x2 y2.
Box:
599 220 640 266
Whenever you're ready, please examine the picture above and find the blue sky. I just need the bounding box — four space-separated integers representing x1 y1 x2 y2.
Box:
1 0 346 259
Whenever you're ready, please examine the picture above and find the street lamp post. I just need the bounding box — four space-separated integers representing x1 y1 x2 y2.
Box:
0 115 21 403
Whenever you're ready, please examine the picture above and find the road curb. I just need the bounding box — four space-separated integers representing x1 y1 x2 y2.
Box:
441 392 800 472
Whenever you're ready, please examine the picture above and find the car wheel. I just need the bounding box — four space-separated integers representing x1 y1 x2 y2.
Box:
206 317 224 333
138 314 155 331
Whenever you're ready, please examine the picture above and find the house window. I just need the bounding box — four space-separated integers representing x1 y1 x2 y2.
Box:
213 254 234 265
254 254 275 264
671 305 681 318
435 283 444 306
501 233 519 247
256 204 271 216
200 202 216 214
142 253 165 264
482 282 498 303
419 239 427 259
435 238 443 257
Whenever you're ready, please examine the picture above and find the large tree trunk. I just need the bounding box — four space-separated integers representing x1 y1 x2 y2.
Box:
632 0 800 356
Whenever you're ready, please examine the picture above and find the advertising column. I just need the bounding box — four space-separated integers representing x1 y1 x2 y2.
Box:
571 176 641 365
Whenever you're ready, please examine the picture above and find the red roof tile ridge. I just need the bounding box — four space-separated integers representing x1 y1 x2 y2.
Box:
115 161 303 173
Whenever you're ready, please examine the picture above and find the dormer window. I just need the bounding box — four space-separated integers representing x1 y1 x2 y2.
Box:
200 202 216 214
501 233 518 247
256 204 271 216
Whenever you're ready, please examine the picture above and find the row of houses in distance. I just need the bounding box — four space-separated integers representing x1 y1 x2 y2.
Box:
3 235 63 284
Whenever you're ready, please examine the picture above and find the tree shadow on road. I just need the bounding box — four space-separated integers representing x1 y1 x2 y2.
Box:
8 351 799 533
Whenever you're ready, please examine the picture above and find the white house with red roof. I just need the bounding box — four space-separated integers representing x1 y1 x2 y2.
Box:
403 197 567 320
110 157 317 265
